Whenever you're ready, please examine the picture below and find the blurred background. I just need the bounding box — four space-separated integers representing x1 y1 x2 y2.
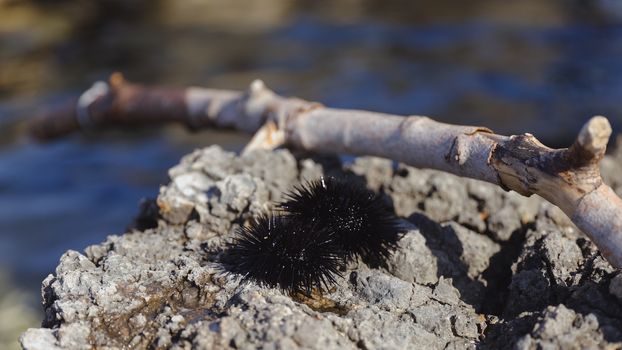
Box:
1 0 622 347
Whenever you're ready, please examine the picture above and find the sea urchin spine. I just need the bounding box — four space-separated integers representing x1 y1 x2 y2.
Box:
225 213 343 295
279 177 403 266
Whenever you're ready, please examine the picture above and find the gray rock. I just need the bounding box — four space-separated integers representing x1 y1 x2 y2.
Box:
352 268 414 310
20 329 61 350
386 226 439 285
21 145 622 349
347 156 394 192
515 305 613 350
347 307 441 349
447 222 500 279
431 277 461 305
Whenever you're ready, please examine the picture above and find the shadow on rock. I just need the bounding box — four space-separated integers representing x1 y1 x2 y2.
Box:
407 212 487 311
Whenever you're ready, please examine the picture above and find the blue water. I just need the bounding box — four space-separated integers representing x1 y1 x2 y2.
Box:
1 1 622 300
0 136 182 282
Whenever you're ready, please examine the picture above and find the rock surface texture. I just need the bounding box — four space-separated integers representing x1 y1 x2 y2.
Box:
20 145 622 349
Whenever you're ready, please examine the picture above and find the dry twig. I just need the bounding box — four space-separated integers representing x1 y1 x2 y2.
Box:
29 74 622 269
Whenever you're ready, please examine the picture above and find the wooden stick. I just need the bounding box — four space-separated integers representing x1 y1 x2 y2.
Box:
28 74 622 269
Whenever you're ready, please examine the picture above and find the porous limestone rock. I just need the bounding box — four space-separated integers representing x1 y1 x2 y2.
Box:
20 146 622 349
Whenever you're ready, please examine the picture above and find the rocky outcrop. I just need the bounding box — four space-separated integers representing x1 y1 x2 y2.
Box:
20 146 622 349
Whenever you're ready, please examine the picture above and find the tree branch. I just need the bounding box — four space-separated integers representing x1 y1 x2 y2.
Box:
28 74 622 269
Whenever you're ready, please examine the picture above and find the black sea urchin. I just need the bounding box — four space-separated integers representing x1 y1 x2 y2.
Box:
225 213 343 295
279 177 403 266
